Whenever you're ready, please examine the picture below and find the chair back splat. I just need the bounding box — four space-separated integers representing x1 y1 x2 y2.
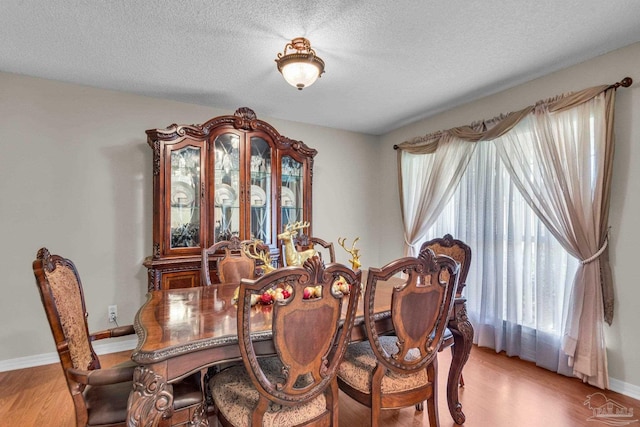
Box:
421 233 471 297
210 256 361 426
33 248 102 376
337 247 459 427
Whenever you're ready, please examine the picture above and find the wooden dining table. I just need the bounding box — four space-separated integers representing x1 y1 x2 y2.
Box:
127 273 472 426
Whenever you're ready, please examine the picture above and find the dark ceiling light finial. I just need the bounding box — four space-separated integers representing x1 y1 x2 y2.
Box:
275 37 325 90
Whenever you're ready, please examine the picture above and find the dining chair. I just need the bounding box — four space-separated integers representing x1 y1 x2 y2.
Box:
421 233 471 386
420 234 471 298
336 248 459 427
281 233 336 266
202 236 267 285
32 247 205 427
298 234 336 263
209 256 362 426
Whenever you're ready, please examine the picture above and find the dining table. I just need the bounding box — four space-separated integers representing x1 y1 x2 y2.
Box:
126 271 472 427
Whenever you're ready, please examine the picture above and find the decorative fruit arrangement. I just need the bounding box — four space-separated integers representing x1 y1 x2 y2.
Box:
234 277 351 305
332 276 351 295
234 284 293 306
303 276 350 299
303 285 323 299
258 285 292 304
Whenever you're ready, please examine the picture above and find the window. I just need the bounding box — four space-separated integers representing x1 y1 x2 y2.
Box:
420 138 578 368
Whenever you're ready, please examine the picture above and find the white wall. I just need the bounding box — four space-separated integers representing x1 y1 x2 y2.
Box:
0 72 377 363
378 42 640 393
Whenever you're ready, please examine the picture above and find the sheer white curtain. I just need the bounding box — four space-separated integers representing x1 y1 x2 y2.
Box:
423 139 579 376
494 93 612 388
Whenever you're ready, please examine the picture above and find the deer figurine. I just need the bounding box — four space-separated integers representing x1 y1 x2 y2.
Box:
338 237 361 270
242 240 276 275
278 221 317 266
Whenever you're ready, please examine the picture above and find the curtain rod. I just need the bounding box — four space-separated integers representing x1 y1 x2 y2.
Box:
393 76 633 150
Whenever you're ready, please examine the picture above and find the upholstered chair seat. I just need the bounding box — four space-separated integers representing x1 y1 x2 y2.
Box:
84 377 133 426
338 330 451 393
210 358 327 427
338 336 430 395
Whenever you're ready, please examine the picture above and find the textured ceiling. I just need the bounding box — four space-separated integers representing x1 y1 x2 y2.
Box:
2 1 640 135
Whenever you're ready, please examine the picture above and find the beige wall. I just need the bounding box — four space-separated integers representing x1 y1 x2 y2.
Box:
0 72 378 362
2 40 639 394
378 42 640 394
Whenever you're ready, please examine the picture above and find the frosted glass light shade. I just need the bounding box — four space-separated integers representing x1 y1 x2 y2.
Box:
281 61 322 90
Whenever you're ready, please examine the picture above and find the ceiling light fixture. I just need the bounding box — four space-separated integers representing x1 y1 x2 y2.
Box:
275 37 325 90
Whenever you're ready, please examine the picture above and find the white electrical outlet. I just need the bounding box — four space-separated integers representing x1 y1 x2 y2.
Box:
108 305 117 323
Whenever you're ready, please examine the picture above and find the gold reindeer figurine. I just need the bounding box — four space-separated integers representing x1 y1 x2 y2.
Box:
338 237 361 270
242 240 276 274
278 221 317 266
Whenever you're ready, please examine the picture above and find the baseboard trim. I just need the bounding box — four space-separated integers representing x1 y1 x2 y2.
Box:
609 377 640 401
0 338 137 372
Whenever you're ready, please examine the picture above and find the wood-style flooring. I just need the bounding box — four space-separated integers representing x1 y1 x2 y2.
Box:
1 345 638 426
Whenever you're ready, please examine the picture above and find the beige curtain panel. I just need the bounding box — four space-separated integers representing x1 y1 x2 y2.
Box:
395 78 631 388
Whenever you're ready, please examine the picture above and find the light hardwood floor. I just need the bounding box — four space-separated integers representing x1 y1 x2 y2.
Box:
1 345 638 426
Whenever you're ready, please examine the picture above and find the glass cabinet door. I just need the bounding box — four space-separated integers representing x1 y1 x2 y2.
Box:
280 155 303 229
169 146 202 248
213 133 241 242
250 137 272 244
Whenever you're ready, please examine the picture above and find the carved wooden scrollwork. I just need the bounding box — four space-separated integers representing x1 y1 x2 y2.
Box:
152 140 161 176
234 107 258 129
234 107 256 120
147 268 161 292
36 247 54 271
127 366 173 427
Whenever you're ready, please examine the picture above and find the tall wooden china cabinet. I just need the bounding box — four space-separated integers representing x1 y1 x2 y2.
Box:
143 107 317 291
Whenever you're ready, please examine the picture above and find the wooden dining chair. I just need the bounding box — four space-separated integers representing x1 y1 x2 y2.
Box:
209 256 362 426
421 233 471 386
202 236 267 285
296 234 336 263
281 234 336 266
32 248 205 427
336 248 459 427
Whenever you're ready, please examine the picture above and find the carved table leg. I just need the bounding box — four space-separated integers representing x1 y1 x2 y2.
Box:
447 298 474 425
186 370 209 427
127 366 174 427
